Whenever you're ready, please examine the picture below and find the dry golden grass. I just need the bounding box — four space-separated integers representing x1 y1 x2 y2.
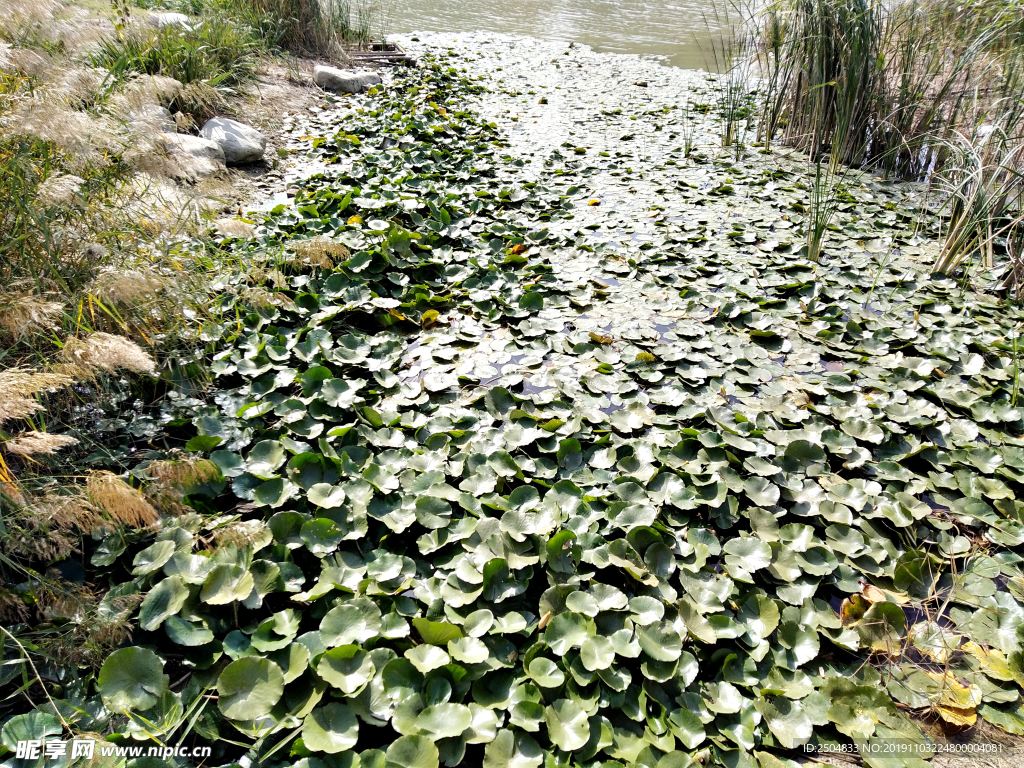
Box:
0 367 76 425
238 285 296 309
215 218 257 238
87 268 168 305
36 491 108 533
60 331 156 375
4 431 78 456
290 236 351 269
147 456 221 487
86 471 160 528
214 518 271 550
0 294 64 337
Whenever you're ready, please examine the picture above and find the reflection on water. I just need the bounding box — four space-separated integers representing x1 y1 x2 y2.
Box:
383 0 720 70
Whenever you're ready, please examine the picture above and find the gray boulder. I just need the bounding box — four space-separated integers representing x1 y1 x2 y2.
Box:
148 12 191 29
313 65 381 93
157 133 226 181
200 117 267 165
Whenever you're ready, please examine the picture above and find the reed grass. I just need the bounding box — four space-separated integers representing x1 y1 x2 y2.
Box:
931 131 1024 280
699 4 755 152
90 18 261 89
750 0 1024 179
141 0 383 58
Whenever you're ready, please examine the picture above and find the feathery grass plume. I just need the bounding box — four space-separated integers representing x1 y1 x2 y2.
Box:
144 485 192 516
54 66 106 110
6 98 124 172
86 471 160 528
3 431 78 457
0 295 63 337
290 237 350 269
107 73 184 120
60 332 156 375
238 285 296 309
3 527 78 562
0 587 30 623
1 481 27 505
0 367 76 425
35 174 84 207
36 492 108 534
87 268 168 305
147 456 221 487
171 80 227 124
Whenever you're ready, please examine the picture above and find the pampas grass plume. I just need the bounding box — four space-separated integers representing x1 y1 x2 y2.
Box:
87 471 160 528
4 431 78 456
60 332 156 375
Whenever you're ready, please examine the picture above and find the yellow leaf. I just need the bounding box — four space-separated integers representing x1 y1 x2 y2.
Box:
860 583 888 603
962 641 1023 685
588 199 600 206
348 215 363 225
840 594 869 626
936 705 976 727
588 332 613 345
926 671 982 709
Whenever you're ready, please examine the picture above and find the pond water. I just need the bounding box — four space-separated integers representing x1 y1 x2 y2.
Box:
383 0 724 70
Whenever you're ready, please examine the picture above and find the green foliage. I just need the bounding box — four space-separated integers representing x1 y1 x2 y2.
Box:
7 45 1024 768
90 19 260 89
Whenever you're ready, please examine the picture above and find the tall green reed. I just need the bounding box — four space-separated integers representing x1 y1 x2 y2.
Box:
751 0 1024 180
932 131 1023 279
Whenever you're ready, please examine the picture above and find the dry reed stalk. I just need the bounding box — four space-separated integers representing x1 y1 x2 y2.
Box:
86 471 160 528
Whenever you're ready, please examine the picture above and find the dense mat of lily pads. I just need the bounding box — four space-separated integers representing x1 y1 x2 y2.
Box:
16 44 1024 768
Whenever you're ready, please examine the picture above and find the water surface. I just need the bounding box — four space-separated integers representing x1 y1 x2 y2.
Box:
383 0 722 69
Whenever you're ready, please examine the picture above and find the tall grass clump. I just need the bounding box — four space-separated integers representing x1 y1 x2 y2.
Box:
700 4 756 153
90 18 260 89
931 131 1024 281
235 0 380 53
153 0 383 58
751 0 1024 180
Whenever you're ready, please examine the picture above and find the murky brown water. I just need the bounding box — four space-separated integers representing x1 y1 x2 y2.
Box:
383 0 722 70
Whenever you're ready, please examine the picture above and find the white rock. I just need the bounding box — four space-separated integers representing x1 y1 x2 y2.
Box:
200 117 267 165
157 133 225 181
147 12 191 29
313 65 381 93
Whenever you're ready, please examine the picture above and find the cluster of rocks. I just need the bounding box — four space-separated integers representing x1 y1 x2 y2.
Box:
128 13 383 184
153 117 268 181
